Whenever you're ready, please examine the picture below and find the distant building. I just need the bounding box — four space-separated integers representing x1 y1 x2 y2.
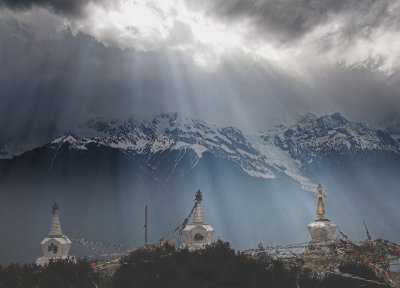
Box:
36 203 72 266
182 190 214 250
307 184 338 243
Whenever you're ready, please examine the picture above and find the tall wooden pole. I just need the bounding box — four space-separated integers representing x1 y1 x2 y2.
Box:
144 205 148 246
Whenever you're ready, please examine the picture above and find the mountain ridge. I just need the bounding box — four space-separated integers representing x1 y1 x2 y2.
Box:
1 112 399 191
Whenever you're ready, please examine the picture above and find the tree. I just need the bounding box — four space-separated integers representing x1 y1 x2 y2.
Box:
0 259 99 288
113 240 300 288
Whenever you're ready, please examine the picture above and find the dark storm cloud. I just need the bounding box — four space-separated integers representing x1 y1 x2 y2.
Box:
0 0 90 15
189 0 395 44
4 0 394 43
2 0 398 72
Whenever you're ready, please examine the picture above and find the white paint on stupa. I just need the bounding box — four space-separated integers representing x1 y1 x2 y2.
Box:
307 184 338 243
36 203 73 266
182 190 213 250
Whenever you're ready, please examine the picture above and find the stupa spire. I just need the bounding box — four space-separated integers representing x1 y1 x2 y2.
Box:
36 202 72 266
182 190 214 250
193 190 204 224
49 202 63 237
307 184 338 244
316 184 326 219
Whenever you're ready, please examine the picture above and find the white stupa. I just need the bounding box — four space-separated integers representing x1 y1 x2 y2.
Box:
182 190 214 250
307 185 338 243
36 203 72 266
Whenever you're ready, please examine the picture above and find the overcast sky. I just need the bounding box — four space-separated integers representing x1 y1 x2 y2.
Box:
1 0 400 146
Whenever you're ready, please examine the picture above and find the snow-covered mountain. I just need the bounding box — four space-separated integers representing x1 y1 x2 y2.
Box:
49 113 279 182
4 112 396 190
2 112 400 188
273 113 400 165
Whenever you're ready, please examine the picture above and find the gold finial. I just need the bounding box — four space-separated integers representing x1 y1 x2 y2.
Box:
52 203 60 214
316 184 326 219
195 190 203 202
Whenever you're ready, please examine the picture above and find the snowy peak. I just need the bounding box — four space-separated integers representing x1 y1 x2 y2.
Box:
80 118 139 137
291 112 350 136
274 113 400 164
3 112 399 191
141 114 276 180
149 112 216 137
297 112 317 123
51 113 278 181
151 112 194 129
50 135 91 151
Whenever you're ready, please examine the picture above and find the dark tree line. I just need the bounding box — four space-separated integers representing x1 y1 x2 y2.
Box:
0 242 390 288
112 240 389 288
0 259 99 288
113 240 299 288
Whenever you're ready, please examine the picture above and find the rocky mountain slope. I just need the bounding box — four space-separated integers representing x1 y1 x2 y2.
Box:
2 112 399 190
